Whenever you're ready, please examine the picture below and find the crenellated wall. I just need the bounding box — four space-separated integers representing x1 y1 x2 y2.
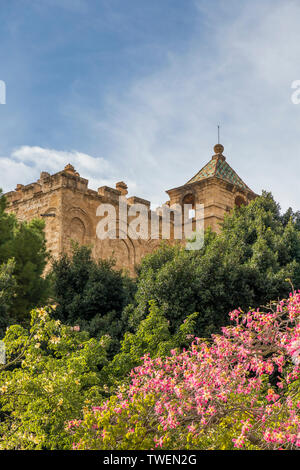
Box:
4 164 164 275
4 152 257 274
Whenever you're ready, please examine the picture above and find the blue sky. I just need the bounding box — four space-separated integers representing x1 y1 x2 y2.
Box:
0 0 300 210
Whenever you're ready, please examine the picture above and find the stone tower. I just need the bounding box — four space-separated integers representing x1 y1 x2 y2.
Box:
166 143 256 232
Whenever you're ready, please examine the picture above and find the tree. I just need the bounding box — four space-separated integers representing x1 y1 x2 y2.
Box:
0 190 49 326
280 206 300 230
0 259 16 337
50 245 136 356
0 306 110 449
128 192 300 337
69 292 300 450
101 301 198 387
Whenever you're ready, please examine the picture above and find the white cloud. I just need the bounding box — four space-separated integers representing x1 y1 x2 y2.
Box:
0 146 137 195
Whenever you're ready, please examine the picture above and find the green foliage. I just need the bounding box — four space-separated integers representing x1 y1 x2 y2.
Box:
69 389 260 450
280 206 300 230
102 300 198 386
1 188 300 450
69 292 300 451
0 306 109 449
128 192 300 337
0 259 16 337
50 245 136 357
0 190 50 328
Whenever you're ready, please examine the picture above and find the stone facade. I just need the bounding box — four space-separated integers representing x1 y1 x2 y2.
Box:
167 144 256 233
4 144 256 274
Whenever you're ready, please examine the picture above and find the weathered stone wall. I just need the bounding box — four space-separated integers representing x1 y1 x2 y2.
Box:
167 177 256 233
4 165 164 275
4 157 256 275
5 176 63 259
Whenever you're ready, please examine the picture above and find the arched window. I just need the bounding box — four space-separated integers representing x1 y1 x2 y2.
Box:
182 193 195 219
69 217 86 244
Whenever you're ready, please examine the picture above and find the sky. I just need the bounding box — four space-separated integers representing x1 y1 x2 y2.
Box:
0 0 300 210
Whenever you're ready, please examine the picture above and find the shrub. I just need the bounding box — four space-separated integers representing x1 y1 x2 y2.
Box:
0 307 109 449
0 189 49 326
50 245 136 357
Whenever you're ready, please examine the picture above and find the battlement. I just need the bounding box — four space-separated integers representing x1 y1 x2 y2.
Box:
5 165 91 206
5 164 151 210
3 164 158 275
